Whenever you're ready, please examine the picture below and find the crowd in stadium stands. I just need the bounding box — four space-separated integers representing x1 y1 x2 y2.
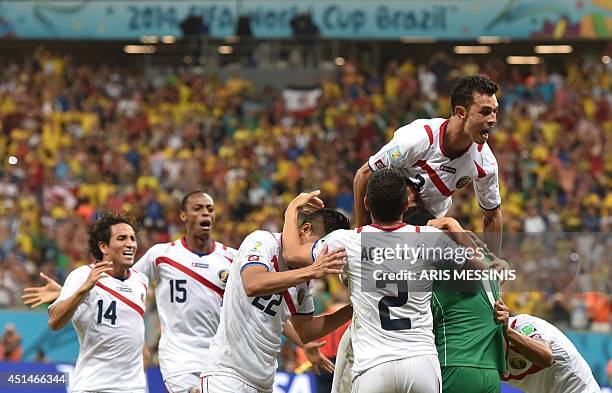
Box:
0 48 609 366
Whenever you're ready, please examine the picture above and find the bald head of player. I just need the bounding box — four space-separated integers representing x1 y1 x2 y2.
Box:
88 211 138 279
180 190 216 253
298 208 350 243
447 74 499 155
364 168 411 226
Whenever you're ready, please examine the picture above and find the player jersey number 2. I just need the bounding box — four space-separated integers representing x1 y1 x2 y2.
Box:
377 280 412 331
251 293 283 316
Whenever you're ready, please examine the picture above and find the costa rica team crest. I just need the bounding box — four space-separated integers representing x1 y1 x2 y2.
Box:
455 176 472 188
297 288 306 305
218 269 230 284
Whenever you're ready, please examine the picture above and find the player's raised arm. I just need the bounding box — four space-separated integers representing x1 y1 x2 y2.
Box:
482 207 502 254
22 273 62 309
241 242 347 297
494 300 553 368
48 261 113 330
353 162 374 227
282 190 325 267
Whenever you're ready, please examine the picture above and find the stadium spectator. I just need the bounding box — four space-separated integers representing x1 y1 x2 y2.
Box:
0 323 23 361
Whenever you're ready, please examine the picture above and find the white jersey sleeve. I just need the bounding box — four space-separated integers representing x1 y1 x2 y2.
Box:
238 232 277 273
473 143 501 210
368 120 431 171
132 243 161 282
53 265 92 304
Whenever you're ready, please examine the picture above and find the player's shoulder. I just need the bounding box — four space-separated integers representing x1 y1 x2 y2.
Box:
394 118 445 141
69 264 95 278
129 268 149 286
473 142 498 163
243 230 279 249
511 314 545 333
214 241 238 260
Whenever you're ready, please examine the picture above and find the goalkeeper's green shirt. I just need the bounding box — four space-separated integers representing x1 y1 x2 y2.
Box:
432 275 507 372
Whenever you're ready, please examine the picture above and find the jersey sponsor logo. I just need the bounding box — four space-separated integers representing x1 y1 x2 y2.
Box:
386 146 402 162
374 159 385 169
250 241 263 252
247 254 260 261
218 269 229 284
455 176 472 188
520 325 535 335
191 262 209 269
509 356 528 370
297 288 306 305
115 286 133 293
440 165 456 174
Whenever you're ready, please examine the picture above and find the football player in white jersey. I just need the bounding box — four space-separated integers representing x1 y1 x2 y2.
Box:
133 191 236 392
25 191 334 392
282 169 505 393
354 74 502 253
201 207 354 393
48 212 149 393
494 300 601 393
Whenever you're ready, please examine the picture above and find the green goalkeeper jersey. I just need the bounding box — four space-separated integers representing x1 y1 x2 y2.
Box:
432 274 507 372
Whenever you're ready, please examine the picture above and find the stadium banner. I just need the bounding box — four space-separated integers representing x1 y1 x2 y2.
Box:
0 0 609 40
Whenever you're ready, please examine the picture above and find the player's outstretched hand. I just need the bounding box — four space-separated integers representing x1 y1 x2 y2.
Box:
83 261 114 291
494 299 510 333
22 273 62 308
303 341 335 375
310 245 347 279
288 190 325 215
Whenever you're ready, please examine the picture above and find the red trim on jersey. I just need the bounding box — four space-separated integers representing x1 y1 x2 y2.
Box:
501 364 543 381
370 223 407 232
439 119 470 158
357 226 363 233
474 161 486 178
511 318 518 329
271 255 298 315
438 119 450 156
180 237 216 255
95 282 144 317
477 143 484 152
224 256 233 264
415 160 454 197
415 225 420 232
155 256 224 297
424 125 434 145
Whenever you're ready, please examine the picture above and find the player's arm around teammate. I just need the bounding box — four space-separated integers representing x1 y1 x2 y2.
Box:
494 300 553 368
241 243 347 297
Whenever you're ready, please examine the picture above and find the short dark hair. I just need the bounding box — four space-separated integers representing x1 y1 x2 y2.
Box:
450 74 498 111
366 168 408 222
181 190 207 212
88 211 137 261
303 208 350 237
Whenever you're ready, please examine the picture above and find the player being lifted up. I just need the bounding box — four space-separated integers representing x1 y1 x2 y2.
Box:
282 169 508 393
201 205 353 393
48 212 149 393
354 74 502 253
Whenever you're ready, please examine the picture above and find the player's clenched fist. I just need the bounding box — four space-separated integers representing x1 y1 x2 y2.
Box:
309 244 347 279
494 299 510 332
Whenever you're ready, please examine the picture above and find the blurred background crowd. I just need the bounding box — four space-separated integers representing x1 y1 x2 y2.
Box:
0 47 609 371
